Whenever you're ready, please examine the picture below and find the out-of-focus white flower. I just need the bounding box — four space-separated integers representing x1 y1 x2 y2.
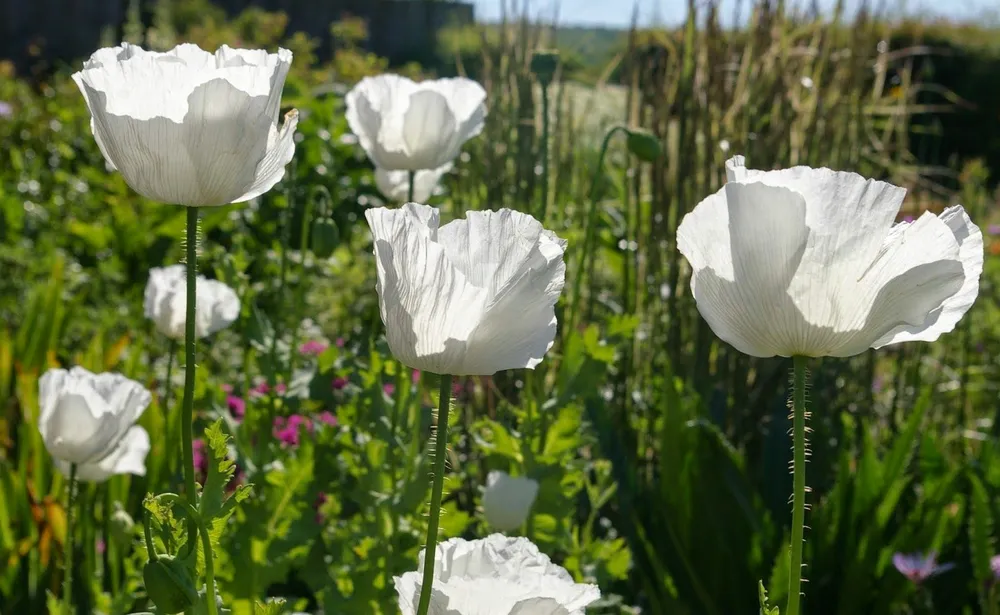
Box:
800 76 814 89
718 139 730 152
482 471 539 531
72 42 297 206
144 264 240 339
38 367 151 482
374 163 453 203
365 204 566 375
346 74 486 171
395 534 600 615
677 155 982 358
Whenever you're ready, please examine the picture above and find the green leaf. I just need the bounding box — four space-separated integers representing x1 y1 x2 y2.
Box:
255 598 286 615
200 420 237 522
758 580 780 615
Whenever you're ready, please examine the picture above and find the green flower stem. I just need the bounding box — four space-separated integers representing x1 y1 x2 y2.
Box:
287 192 316 384
538 81 551 222
159 494 218 615
182 207 198 502
142 508 158 562
568 125 627 333
408 170 416 203
163 340 176 480
787 355 809 615
414 374 453 615
63 463 78 615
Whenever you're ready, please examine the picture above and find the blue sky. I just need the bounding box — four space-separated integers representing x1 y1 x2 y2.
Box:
470 0 1000 28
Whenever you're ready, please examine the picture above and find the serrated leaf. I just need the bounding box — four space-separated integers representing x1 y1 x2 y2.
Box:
200 420 237 522
255 598 286 615
758 580 780 615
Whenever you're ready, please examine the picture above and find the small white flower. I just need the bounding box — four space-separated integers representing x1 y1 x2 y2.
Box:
800 76 814 89
38 367 151 482
395 534 600 615
347 74 487 171
375 163 453 203
365 204 566 376
718 139 730 152
482 471 539 531
677 155 982 358
144 264 241 340
72 42 298 206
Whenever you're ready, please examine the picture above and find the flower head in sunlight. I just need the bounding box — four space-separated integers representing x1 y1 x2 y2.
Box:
365 204 566 376
72 42 297 205
482 471 539 532
346 74 486 171
299 340 329 356
38 367 151 482
394 534 600 615
144 264 240 340
375 163 453 203
677 155 983 358
892 552 954 584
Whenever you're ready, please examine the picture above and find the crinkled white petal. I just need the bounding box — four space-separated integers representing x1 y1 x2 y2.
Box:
59 426 151 482
72 43 295 205
37 367 151 473
346 74 486 171
677 156 973 358
366 205 565 375
395 535 599 615
144 265 241 339
483 471 540 531
873 205 983 347
375 163 453 203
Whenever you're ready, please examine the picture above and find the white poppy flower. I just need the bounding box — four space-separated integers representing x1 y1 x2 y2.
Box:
374 163 453 203
677 155 983 358
394 534 600 615
72 42 298 206
144 264 241 340
346 74 486 172
38 367 152 482
483 471 539 531
365 204 566 376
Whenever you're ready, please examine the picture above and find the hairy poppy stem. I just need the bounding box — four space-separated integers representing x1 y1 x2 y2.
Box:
182 207 198 503
414 374 453 615
787 355 809 615
63 463 78 614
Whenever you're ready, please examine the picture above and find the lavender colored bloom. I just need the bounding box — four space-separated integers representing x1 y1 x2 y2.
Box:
902 215 915 223
892 552 954 583
991 554 1000 582
871 376 883 394
317 411 337 427
299 340 329 356
0 102 12 118
988 224 1000 236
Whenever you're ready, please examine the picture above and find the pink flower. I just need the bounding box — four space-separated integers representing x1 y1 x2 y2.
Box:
226 395 246 420
383 383 395 396
317 411 337 427
335 337 346 348
96 539 106 555
221 383 233 393
412 369 421 383
193 439 208 480
299 340 329 356
273 414 314 446
988 224 1000 236
892 552 954 583
250 381 286 398
991 554 1000 583
332 376 348 391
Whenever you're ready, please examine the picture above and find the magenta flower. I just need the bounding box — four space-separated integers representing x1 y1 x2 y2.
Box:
335 337 346 348
383 383 395 396
299 340 329 356
412 369 421 383
332 376 348 391
192 439 208 480
273 414 313 446
250 381 286 398
902 214 915 223
96 539 106 555
317 411 337 427
226 395 246 420
892 552 954 583
988 224 1000 236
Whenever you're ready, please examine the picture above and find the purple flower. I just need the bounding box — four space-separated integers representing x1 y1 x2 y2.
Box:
193 439 208 480
412 369 421 383
0 102 12 118
383 383 395 396
902 215 915 223
299 340 329 356
273 414 313 446
250 381 286 398
988 224 1000 236
96 539 106 555
872 376 883 394
332 376 348 391
335 337 346 348
226 395 246 420
317 411 337 427
893 552 954 583
991 554 1000 583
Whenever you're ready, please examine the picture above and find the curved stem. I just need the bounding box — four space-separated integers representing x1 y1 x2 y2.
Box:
569 125 627 332
182 208 199 502
414 374 453 615
787 356 809 615
63 464 78 615
142 508 158 562
159 494 218 615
